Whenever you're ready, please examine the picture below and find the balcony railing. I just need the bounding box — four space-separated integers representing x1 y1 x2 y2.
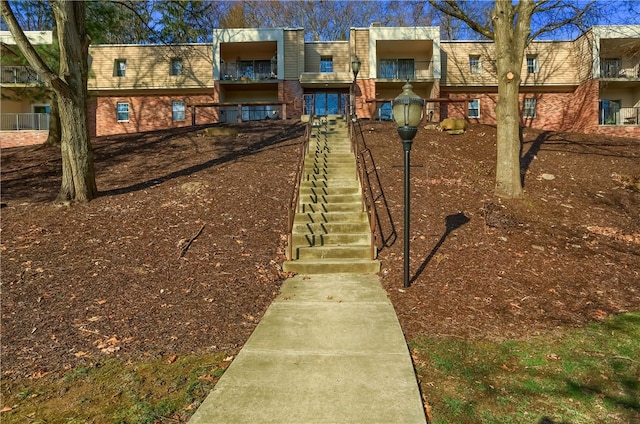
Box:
1 66 44 84
221 60 277 81
600 60 640 80
377 60 433 80
1 113 50 131
599 107 640 126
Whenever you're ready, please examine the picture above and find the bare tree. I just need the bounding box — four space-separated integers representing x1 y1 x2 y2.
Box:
1 0 97 202
429 0 596 198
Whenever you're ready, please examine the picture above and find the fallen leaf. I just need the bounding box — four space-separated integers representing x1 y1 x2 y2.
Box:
96 299 107 305
74 351 89 358
167 354 178 364
1 406 15 412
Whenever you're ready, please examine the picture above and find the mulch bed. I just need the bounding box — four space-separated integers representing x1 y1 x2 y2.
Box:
1 119 639 379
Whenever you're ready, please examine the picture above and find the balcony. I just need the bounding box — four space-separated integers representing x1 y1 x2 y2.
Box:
600 60 640 80
377 59 433 81
1 113 50 130
299 72 354 87
1 66 44 85
599 107 640 126
220 60 277 82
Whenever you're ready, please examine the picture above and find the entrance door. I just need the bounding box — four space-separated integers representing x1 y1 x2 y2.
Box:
599 99 621 125
305 92 345 116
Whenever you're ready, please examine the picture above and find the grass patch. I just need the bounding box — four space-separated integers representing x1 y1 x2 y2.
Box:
412 312 640 424
0 353 232 423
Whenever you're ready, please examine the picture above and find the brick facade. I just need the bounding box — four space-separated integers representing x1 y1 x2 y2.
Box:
91 94 218 137
0 131 48 148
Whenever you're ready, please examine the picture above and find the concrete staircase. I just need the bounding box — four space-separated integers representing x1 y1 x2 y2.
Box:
283 116 380 274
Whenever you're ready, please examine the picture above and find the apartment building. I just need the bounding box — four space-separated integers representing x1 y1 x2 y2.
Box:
2 25 638 142
439 25 640 138
0 31 53 147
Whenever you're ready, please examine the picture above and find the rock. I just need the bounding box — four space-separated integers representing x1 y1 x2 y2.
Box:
203 127 238 137
439 118 468 132
541 173 555 180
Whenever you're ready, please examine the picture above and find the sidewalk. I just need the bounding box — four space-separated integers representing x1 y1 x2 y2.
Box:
189 273 427 424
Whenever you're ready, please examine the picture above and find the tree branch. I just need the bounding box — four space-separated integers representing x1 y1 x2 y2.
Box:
429 0 494 39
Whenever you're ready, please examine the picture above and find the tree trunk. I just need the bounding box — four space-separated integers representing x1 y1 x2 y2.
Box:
44 95 61 147
491 0 534 199
51 1 97 202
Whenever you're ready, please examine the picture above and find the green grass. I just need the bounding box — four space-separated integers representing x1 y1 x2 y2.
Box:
0 353 231 423
411 312 640 424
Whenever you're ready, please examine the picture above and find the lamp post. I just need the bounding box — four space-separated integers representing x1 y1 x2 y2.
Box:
351 56 361 120
392 82 424 288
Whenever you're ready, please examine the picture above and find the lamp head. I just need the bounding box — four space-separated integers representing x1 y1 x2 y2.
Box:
352 56 361 79
392 82 424 131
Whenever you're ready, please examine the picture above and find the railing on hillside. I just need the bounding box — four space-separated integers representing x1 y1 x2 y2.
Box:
1 113 50 130
1 66 44 84
349 119 378 260
286 115 313 260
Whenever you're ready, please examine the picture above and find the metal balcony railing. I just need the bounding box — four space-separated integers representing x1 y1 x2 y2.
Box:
0 113 50 130
377 60 433 80
600 60 640 79
221 60 277 81
1 66 44 84
599 107 640 126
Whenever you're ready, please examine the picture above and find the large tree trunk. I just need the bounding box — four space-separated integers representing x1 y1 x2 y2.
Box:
491 0 534 199
51 1 97 202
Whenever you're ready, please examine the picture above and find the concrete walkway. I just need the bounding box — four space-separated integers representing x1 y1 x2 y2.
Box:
189 273 426 423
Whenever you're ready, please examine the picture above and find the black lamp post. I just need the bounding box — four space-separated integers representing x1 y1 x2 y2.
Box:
351 56 361 120
392 82 424 288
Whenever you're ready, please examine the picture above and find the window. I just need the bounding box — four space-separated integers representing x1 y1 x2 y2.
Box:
469 55 482 74
320 56 333 73
114 59 126 77
116 102 129 122
523 98 536 118
170 58 183 76
468 99 480 119
526 55 539 74
172 101 185 121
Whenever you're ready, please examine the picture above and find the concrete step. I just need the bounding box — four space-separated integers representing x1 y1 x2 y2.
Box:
282 258 380 274
299 202 363 213
291 232 372 247
292 221 371 234
294 245 373 260
298 193 362 204
299 186 361 196
300 180 360 189
294 211 368 224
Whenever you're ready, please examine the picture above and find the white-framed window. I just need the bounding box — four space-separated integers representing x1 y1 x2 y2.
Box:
526 55 539 74
116 102 129 122
469 55 482 74
170 58 183 76
523 98 537 118
114 59 126 77
320 56 333 73
468 99 480 118
172 101 185 121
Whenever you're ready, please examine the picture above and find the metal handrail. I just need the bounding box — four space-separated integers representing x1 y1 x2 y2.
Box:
349 119 378 260
286 115 313 260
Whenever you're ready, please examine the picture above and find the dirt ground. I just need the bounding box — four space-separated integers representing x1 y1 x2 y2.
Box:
1 119 639 379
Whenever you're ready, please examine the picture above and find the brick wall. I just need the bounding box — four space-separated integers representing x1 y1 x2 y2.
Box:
93 94 218 137
442 81 640 139
0 131 48 148
283 80 304 118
